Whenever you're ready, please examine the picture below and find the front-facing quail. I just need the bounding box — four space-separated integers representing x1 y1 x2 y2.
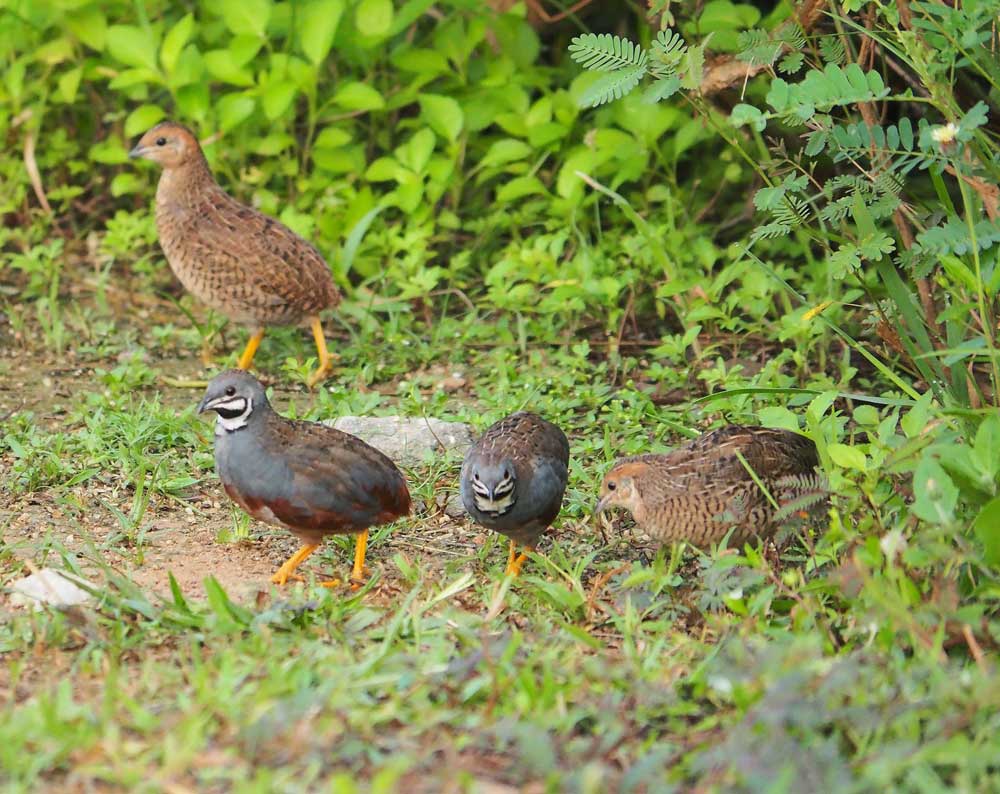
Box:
130 121 340 386
198 370 410 586
461 412 570 576
595 425 825 547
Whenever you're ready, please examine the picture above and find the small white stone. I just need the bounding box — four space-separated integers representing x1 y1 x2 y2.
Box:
9 569 95 610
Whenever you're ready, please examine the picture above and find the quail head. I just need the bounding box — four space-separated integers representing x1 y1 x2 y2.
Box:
131 121 340 387
198 370 411 586
461 411 570 576
596 425 825 548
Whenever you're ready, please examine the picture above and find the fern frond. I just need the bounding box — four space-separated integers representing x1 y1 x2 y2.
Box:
737 29 781 67
578 64 648 107
819 35 845 65
914 219 1000 256
779 52 804 75
773 196 810 227
819 196 853 224
750 222 792 242
569 34 648 72
779 23 807 51
653 28 687 60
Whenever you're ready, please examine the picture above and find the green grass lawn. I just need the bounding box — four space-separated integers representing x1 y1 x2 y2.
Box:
3 276 999 793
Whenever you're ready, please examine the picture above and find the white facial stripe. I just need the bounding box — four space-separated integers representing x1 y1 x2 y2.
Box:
212 397 252 434
209 396 246 412
493 479 514 496
472 480 491 497
474 491 516 515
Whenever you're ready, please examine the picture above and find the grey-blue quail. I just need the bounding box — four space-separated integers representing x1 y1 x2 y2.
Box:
460 412 569 576
198 370 410 586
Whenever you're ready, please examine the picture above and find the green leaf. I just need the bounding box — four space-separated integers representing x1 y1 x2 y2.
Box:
356 0 393 37
578 65 647 108
828 442 867 471
766 77 790 112
730 103 766 131
642 76 680 104
204 49 255 86
568 33 647 72
396 128 436 173
900 391 933 439
56 67 83 103
911 458 958 524
220 0 271 37
67 6 107 51
110 173 142 197
699 0 760 30
161 13 194 74
261 80 297 120
216 93 256 131
779 52 804 74
298 0 344 65
480 139 533 168
365 157 403 182
314 127 352 149
974 497 1000 565
176 83 210 122
827 245 861 279
392 47 450 75
333 81 385 111
107 25 160 72
125 105 166 137
496 175 548 202
419 94 463 142
679 43 705 90
972 413 1000 482
168 572 190 612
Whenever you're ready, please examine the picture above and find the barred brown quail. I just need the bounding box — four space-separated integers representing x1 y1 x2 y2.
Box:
198 370 411 586
595 425 825 547
130 121 340 387
461 412 570 576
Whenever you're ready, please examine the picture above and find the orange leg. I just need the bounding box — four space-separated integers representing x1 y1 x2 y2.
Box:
237 328 266 370
270 543 319 585
305 316 333 388
350 530 369 586
505 540 532 577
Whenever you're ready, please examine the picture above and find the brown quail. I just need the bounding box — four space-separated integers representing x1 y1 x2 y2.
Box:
461 412 570 576
595 425 825 547
130 121 340 387
198 370 411 586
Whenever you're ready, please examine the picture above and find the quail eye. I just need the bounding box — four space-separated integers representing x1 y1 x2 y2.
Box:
607 481 617 491
155 136 167 146
473 471 480 481
225 386 236 396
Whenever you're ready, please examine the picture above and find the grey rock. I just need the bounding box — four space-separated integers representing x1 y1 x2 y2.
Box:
9 568 94 610
328 415 474 468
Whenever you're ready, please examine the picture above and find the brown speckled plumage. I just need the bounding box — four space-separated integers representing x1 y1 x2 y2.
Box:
596 425 825 547
130 121 340 384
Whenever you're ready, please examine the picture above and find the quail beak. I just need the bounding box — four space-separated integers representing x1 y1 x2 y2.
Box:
196 395 213 414
594 495 610 515
128 143 147 160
